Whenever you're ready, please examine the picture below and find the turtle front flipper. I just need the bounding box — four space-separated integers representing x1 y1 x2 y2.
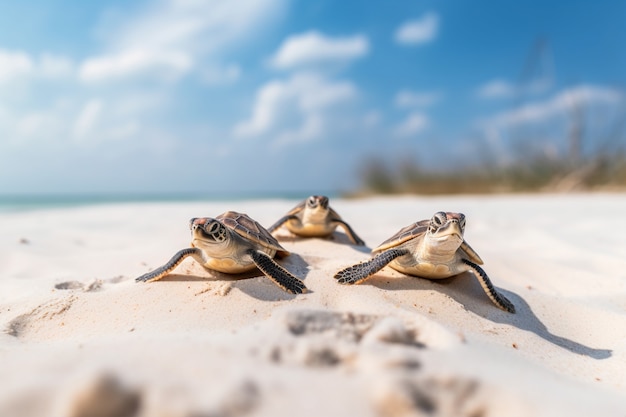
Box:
267 215 299 234
334 248 408 285
136 248 204 283
462 259 515 313
333 219 366 246
248 250 308 294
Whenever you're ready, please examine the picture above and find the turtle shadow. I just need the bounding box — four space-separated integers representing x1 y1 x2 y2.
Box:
439 273 612 359
227 252 312 301
366 272 612 360
275 232 371 253
485 289 612 360
143 253 311 302
278 252 312 279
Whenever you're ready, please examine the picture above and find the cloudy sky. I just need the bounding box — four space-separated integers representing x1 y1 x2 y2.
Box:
1 0 624 196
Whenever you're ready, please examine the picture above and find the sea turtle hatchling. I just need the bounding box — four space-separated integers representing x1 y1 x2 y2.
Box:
136 211 307 294
267 195 365 246
334 211 515 313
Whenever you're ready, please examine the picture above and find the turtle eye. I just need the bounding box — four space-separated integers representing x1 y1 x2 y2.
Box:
189 218 197 229
432 212 447 226
308 196 317 207
458 215 466 229
206 221 227 242
429 212 447 233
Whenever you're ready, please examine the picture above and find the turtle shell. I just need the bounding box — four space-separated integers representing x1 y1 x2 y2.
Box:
372 218 483 265
372 219 430 254
217 211 289 257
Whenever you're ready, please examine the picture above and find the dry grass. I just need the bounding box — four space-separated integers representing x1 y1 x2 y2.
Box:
353 152 626 195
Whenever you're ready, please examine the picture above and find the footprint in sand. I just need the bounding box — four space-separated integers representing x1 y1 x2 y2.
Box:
371 376 486 417
280 311 528 416
267 310 425 368
54 275 130 293
6 276 131 339
56 372 141 417
203 380 260 417
6 295 77 338
55 281 87 290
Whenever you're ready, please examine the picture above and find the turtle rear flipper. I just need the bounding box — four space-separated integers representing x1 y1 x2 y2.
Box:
462 259 515 313
136 248 204 283
249 250 308 294
334 248 408 285
333 219 366 246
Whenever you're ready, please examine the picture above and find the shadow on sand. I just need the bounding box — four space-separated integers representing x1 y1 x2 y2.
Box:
367 271 612 360
274 232 372 254
140 252 312 302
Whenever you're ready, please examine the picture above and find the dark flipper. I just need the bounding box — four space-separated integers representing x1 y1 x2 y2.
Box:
462 259 516 313
136 248 204 283
334 248 409 285
333 219 366 246
249 250 307 294
267 215 299 233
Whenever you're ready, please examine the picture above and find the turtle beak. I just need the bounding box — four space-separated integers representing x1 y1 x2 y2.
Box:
308 195 329 210
434 221 464 240
189 217 210 235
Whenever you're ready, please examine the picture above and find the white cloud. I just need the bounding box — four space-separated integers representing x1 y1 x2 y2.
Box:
79 0 285 82
80 49 192 82
273 114 324 147
107 0 283 52
270 31 369 69
111 91 167 118
16 111 59 138
0 50 34 82
74 99 104 139
39 54 74 78
476 79 516 99
394 90 440 108
108 121 141 140
395 13 439 45
233 72 357 145
477 77 552 99
0 49 75 84
201 64 241 85
4 99 73 144
394 111 429 137
484 85 623 129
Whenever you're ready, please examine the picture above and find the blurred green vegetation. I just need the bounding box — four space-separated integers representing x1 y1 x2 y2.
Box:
354 150 626 195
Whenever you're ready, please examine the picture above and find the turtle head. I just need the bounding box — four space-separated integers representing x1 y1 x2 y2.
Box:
306 195 329 210
304 196 331 222
425 211 466 251
189 217 229 249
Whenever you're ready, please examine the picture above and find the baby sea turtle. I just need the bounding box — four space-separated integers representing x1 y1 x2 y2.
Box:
268 195 365 246
334 211 515 313
136 211 307 294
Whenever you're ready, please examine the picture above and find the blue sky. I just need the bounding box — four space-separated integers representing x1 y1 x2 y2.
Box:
1 0 624 195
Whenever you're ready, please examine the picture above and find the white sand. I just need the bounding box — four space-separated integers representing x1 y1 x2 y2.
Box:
1 194 625 416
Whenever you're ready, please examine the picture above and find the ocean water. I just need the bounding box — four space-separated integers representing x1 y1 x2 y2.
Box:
0 192 336 213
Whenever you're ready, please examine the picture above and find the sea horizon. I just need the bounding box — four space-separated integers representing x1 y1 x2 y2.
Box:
0 191 339 213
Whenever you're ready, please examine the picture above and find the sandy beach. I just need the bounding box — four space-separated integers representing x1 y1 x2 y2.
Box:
1 194 625 416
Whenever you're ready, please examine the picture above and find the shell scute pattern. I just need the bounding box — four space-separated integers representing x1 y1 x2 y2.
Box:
218 211 288 255
374 220 429 253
